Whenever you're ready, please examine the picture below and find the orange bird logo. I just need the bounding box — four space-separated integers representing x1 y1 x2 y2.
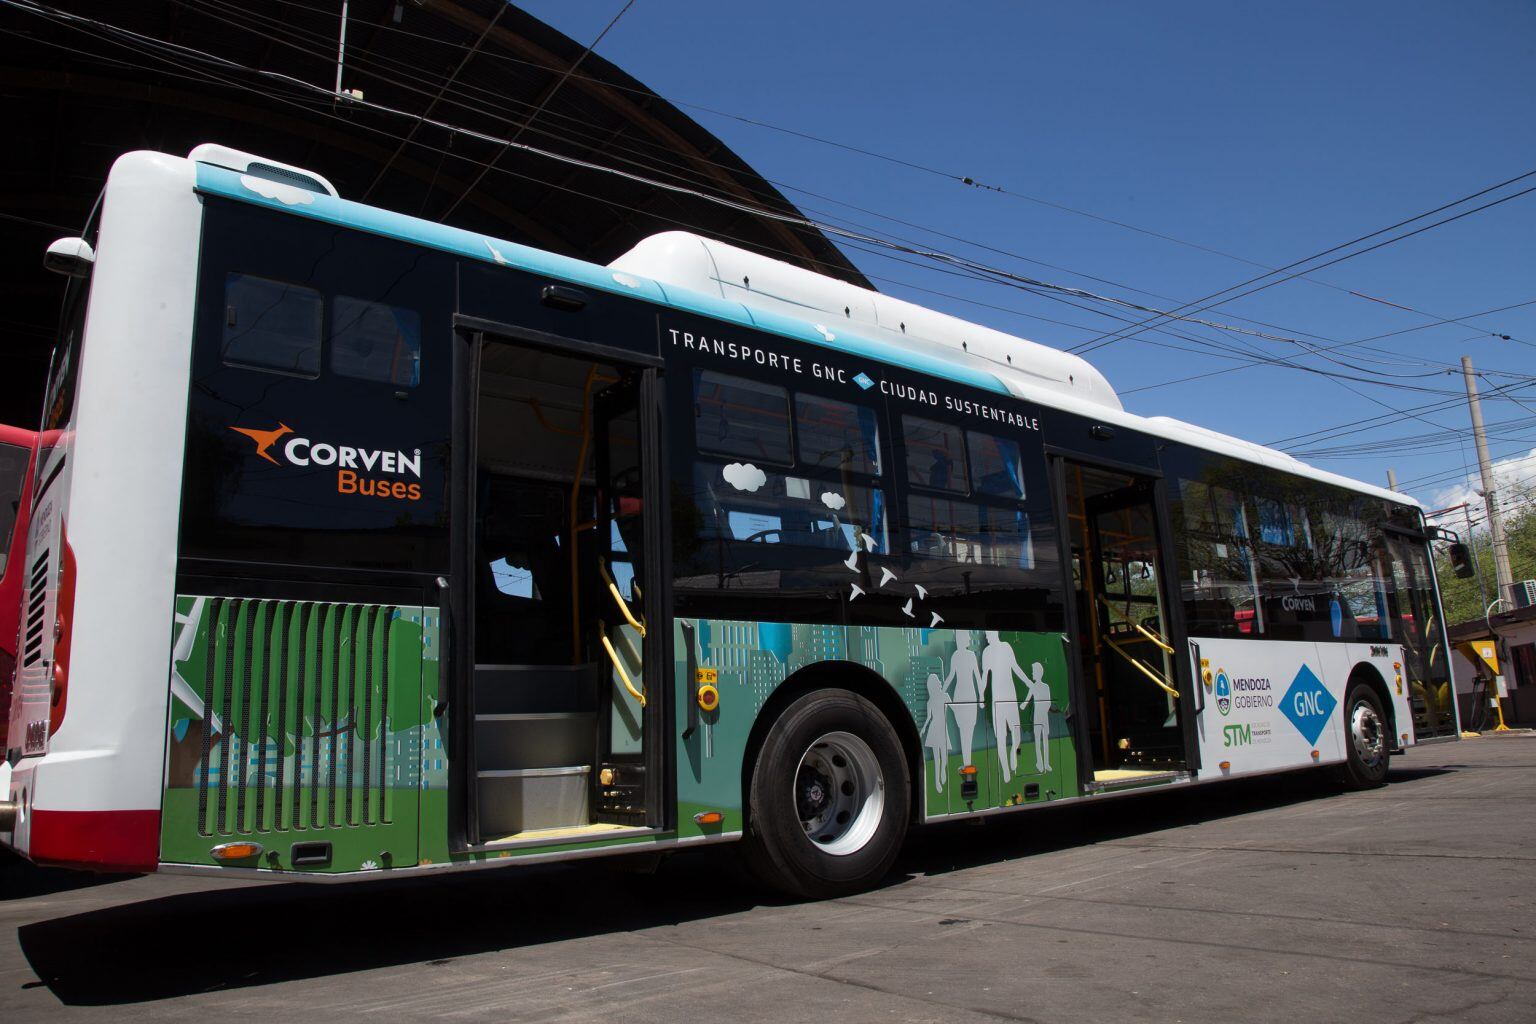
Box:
230 423 293 465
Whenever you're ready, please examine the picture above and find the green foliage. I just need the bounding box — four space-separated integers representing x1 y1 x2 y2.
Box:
1434 487 1536 626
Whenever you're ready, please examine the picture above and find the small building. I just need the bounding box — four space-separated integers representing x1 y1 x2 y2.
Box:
1448 604 1536 728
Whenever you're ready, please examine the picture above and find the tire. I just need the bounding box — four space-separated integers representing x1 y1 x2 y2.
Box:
742 690 910 899
1337 681 1391 789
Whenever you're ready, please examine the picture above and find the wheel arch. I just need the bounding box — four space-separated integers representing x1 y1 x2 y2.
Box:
1348 661 1397 742
740 659 923 829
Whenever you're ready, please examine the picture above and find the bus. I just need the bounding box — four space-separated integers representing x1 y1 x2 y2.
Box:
1 146 1459 896
0 421 37 790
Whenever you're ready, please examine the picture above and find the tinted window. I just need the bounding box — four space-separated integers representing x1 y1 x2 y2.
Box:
331 296 421 387
673 370 890 609
0 440 27 573
796 393 880 475
221 274 322 377
902 416 967 492
1167 445 1394 642
181 198 453 575
966 431 1024 499
694 369 791 463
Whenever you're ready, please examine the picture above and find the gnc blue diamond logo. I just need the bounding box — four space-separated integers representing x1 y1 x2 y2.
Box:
853 372 875 390
1279 665 1336 746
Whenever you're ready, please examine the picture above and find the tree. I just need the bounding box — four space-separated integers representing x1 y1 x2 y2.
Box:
1433 481 1536 626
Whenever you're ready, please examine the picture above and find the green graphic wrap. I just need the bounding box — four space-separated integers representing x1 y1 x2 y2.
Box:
161 595 429 872
674 619 1077 839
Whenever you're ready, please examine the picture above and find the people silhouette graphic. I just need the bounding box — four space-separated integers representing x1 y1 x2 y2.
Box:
942 630 982 769
1021 661 1053 773
981 630 1029 783
921 672 949 792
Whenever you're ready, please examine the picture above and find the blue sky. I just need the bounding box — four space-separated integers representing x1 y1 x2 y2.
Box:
521 0 1536 513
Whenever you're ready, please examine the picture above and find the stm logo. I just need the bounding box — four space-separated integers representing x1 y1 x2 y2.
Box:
229 422 424 502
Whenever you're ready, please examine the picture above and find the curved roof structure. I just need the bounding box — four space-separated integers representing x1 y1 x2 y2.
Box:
0 0 867 423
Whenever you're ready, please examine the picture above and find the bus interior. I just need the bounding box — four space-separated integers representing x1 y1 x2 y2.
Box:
1062 462 1189 787
470 337 655 845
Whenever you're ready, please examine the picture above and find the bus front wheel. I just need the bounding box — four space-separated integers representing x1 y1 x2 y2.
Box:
743 690 910 899
1338 681 1390 789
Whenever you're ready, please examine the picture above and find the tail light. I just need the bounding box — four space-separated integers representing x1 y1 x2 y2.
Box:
48 527 75 738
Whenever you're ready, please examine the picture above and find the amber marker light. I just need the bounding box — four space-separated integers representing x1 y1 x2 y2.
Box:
1218 761 1231 770
959 765 978 776
210 841 263 862
693 811 724 826
1310 750 1320 759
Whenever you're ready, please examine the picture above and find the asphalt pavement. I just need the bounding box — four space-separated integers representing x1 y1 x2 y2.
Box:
3 735 1533 1023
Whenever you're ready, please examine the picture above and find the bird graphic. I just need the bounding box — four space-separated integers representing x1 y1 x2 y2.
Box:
859 532 878 551
879 566 898 587
843 549 861 572
849 583 865 601
230 423 293 465
901 597 915 618
930 611 944 627
914 584 928 600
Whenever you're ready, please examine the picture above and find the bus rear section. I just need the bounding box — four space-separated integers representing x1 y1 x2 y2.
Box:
2 150 203 869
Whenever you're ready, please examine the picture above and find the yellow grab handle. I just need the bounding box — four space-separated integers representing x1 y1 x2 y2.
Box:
598 559 646 638
1134 622 1175 654
1103 636 1179 698
601 632 647 708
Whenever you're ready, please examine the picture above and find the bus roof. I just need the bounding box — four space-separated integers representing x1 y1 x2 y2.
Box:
183 151 1414 509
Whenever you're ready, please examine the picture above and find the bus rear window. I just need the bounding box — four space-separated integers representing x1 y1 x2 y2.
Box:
221 273 322 377
330 295 421 387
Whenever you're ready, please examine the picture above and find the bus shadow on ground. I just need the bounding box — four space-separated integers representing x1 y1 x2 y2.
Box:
16 764 1452 1006
0 849 135 902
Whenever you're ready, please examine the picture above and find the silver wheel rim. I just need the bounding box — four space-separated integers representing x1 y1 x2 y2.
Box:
794 730 885 856
1351 700 1385 770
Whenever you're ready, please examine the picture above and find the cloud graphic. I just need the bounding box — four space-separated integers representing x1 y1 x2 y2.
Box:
240 174 315 206
821 490 847 510
722 462 768 493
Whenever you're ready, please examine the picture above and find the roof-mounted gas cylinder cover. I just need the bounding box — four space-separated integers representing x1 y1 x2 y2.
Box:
187 143 339 199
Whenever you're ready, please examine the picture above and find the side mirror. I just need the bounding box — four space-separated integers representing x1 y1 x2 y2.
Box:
1448 541 1475 579
44 237 95 278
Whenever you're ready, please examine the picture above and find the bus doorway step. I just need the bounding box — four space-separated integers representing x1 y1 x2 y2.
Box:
1087 769 1190 792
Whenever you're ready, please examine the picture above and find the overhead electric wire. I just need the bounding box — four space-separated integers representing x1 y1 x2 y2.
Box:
17 0 1461 383
15 0 1532 501
174 0 1525 340
436 0 638 222
137 0 1536 375
1070 170 1536 355
165 0 1533 361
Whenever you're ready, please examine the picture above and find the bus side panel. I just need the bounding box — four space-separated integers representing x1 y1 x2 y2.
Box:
159 596 426 873
673 617 1078 839
6 152 201 871
1313 642 1413 749
1192 637 1347 778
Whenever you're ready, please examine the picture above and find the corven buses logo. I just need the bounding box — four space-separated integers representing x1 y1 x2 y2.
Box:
231 422 423 501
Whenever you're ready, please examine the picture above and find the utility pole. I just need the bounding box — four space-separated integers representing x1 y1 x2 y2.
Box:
1462 356 1515 606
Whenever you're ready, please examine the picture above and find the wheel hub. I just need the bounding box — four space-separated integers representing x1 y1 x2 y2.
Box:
1351 701 1385 768
793 730 886 857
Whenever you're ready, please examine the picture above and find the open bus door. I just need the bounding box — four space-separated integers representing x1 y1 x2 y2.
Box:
1053 456 1199 791
458 323 669 849
1382 517 1458 740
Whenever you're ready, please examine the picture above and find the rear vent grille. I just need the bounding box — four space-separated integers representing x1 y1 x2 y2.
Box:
246 161 330 195
194 598 398 837
21 551 49 668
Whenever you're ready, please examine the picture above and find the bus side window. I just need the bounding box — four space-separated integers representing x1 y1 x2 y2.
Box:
330 295 421 388
221 273 322 378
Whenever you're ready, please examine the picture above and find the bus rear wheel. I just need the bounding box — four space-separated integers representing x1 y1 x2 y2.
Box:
743 690 909 899
1337 681 1390 789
